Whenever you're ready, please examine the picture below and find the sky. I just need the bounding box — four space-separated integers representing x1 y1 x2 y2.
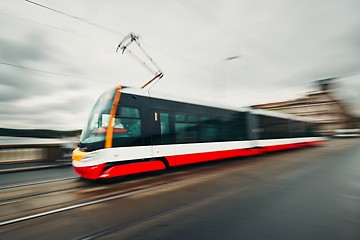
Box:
0 0 360 130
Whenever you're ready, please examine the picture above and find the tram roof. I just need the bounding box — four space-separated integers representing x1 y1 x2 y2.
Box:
119 86 316 123
248 108 316 123
120 86 249 112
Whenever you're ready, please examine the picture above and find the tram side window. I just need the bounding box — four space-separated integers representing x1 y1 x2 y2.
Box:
160 113 169 135
200 117 220 142
305 123 318 137
173 112 247 143
160 113 172 144
175 114 198 143
199 115 246 142
260 116 289 139
221 113 247 141
114 107 142 138
289 120 306 137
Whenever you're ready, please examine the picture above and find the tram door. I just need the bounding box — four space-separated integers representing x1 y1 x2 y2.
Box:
151 111 171 145
151 111 172 161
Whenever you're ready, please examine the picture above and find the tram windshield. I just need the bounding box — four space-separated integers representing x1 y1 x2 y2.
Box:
80 88 116 144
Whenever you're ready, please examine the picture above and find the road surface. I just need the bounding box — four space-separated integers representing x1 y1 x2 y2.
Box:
0 139 359 240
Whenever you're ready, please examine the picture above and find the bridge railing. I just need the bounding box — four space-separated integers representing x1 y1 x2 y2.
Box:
0 141 77 165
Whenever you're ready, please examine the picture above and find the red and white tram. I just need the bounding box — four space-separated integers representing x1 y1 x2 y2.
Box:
72 86 325 180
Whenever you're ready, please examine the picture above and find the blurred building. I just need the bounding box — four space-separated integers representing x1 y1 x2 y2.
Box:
251 78 359 135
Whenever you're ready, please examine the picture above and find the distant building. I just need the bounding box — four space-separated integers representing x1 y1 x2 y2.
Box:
251 78 358 135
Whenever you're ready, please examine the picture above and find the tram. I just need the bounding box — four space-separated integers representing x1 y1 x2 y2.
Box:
72 86 324 180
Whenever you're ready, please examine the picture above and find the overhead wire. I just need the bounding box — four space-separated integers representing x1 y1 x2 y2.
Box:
0 11 115 52
23 0 216 73
0 60 115 85
24 0 124 37
174 0 290 63
20 0 235 87
174 0 357 97
0 12 73 33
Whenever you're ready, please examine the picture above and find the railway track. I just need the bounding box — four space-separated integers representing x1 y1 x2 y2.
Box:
0 158 248 227
1 139 357 239
0 177 78 191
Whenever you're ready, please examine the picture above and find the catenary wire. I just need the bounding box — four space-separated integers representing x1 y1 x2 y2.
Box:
0 60 115 85
24 0 124 37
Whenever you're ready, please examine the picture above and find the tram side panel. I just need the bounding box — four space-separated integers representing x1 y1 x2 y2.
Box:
72 88 325 180
149 97 261 167
254 113 324 152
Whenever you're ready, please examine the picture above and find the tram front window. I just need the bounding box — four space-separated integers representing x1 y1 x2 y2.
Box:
113 107 142 139
80 88 116 146
78 88 143 150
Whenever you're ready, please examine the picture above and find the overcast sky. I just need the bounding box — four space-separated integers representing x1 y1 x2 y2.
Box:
1 0 360 130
